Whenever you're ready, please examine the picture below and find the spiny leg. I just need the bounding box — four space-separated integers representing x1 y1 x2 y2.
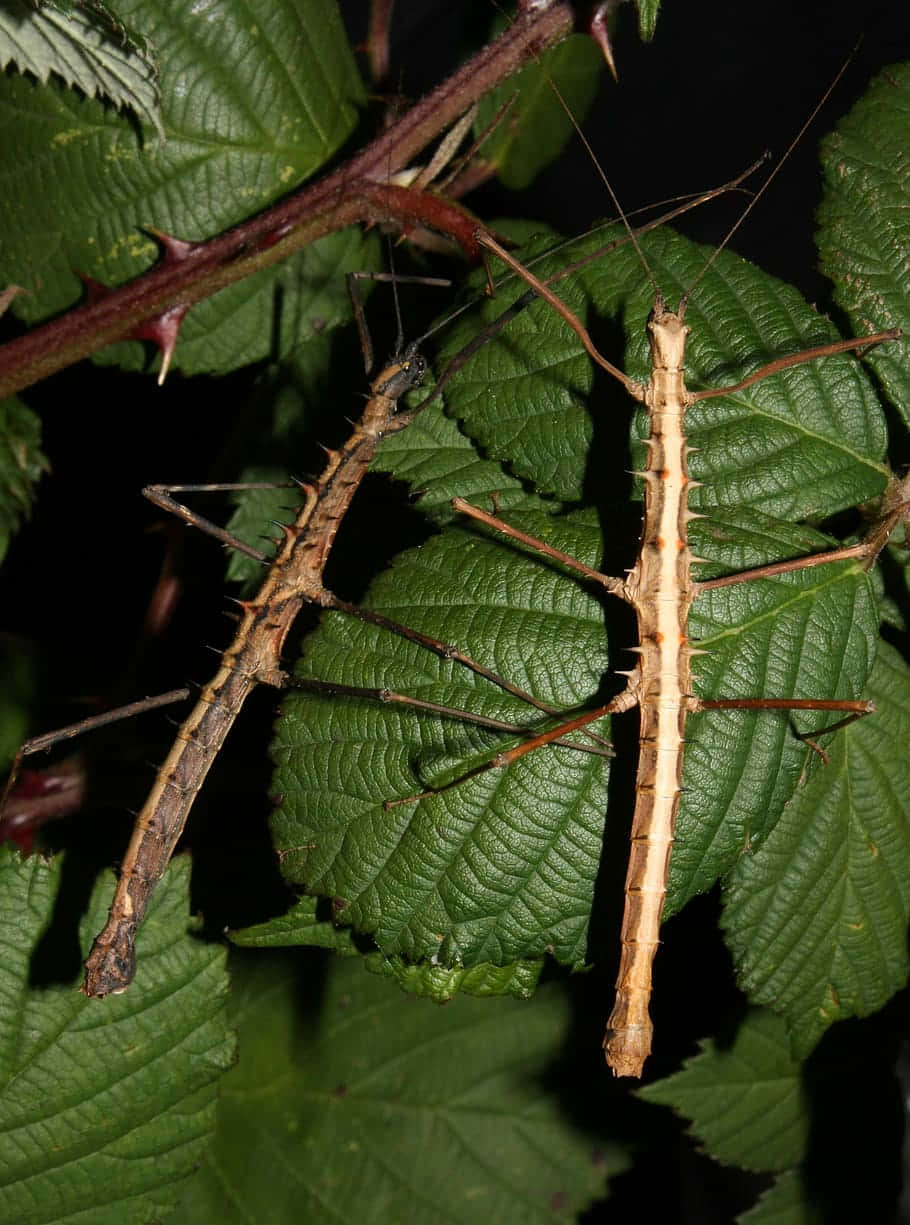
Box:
356 498 639 806
147 482 618 754
0 689 190 831
383 680 637 808
143 482 292 562
295 677 615 759
322 591 613 749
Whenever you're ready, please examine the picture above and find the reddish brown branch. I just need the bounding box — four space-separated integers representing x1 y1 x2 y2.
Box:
0 3 575 400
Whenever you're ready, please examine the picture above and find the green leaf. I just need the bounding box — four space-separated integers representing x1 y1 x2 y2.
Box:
167 951 626 1225
667 509 880 912
0 0 365 375
232 896 544 1001
736 1170 822 1225
230 894 361 953
638 1008 807 1173
272 505 612 969
475 33 604 191
373 385 534 523
362 953 544 1001
0 0 162 137
817 61 910 426
722 641 910 1058
434 230 603 504
0 849 234 1225
0 396 46 563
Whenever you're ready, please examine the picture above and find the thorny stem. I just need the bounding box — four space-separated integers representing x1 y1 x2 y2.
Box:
0 3 576 400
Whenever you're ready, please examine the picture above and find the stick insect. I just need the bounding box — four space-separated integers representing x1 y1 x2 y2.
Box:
77 301 432 996
267 81 906 1077
72 262 623 997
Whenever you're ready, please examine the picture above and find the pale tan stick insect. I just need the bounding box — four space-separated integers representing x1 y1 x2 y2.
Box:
268 121 904 1077
463 227 897 1076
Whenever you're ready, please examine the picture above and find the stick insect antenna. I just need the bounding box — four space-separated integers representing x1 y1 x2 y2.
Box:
388 237 407 358
681 49 857 308
541 71 660 301
398 155 768 420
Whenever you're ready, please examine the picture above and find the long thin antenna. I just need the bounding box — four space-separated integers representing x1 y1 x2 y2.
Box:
387 235 406 357
486 0 662 295
681 49 858 307
404 161 765 417
543 72 661 300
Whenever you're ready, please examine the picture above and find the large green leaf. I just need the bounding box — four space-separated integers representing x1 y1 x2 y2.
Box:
273 504 612 969
722 641 910 1058
667 510 879 912
167 950 627 1225
817 61 910 426
0 0 366 375
638 1008 807 1173
0 849 234 1225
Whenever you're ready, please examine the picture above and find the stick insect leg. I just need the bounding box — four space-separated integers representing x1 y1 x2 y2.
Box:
385 680 639 808
143 482 297 562
696 696 875 763
0 689 190 817
699 495 910 593
322 591 612 748
689 485 905 756
292 676 614 758
691 327 901 407
451 498 629 600
474 232 645 400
